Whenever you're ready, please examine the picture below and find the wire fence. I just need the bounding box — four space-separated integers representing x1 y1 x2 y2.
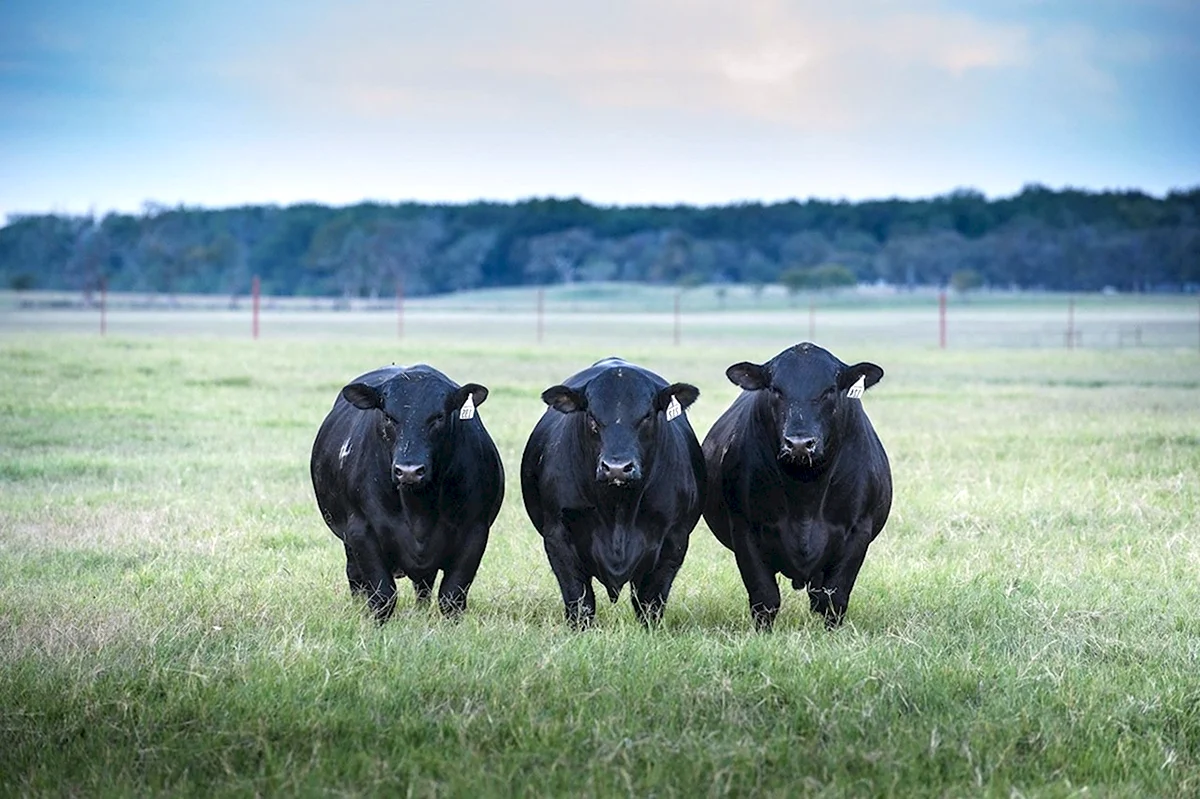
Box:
3 287 1198 351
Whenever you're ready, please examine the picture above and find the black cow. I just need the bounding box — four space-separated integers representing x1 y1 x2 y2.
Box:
520 358 706 628
311 364 504 622
703 343 891 631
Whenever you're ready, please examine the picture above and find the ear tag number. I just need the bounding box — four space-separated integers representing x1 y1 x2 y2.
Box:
847 375 865 399
459 393 476 420
666 394 682 421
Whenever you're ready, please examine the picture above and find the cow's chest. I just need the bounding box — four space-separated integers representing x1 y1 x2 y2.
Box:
376 501 452 572
760 503 846 582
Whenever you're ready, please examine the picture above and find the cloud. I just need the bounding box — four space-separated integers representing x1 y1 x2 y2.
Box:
215 1 1048 134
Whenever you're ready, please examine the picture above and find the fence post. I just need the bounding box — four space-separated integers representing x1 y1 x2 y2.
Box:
938 290 947 349
251 275 260 340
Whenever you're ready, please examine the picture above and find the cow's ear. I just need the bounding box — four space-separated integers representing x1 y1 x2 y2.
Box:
342 383 382 410
726 362 769 391
542 385 586 413
656 383 699 413
447 383 489 415
838 362 884 392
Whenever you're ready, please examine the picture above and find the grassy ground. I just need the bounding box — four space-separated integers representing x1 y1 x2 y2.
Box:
2 315 1200 795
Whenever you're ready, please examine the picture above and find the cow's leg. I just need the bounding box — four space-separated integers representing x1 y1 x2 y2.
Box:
543 528 596 630
343 541 368 598
818 533 871 629
411 574 436 607
345 521 397 623
732 526 781 632
631 529 689 628
437 526 489 618
806 574 831 617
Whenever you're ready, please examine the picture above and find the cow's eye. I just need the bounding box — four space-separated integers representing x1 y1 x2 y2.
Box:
429 411 446 427
587 415 600 435
380 415 397 436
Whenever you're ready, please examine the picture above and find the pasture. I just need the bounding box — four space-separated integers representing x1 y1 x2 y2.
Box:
2 291 1199 796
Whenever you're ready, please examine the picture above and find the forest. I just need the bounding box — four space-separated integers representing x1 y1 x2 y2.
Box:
1 185 1197 298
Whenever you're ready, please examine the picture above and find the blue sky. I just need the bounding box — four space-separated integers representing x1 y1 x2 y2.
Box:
1 0 1197 220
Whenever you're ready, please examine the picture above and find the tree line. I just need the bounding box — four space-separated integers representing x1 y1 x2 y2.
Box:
1 185 1197 298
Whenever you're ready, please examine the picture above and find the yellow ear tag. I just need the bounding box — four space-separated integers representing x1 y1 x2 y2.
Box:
666 394 682 421
459 393 476 420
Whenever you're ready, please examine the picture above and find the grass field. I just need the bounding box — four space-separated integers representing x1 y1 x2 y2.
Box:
3 295 1200 796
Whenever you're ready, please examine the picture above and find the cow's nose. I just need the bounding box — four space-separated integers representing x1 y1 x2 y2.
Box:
784 436 818 455
393 463 426 485
597 458 640 484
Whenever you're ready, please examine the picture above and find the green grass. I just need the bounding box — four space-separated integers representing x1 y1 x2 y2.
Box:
2 320 1200 796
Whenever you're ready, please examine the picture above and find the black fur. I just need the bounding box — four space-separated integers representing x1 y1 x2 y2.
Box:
311 365 503 622
521 358 706 628
703 343 891 631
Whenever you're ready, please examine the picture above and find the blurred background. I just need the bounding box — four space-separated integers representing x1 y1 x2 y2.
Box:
1 1 1197 306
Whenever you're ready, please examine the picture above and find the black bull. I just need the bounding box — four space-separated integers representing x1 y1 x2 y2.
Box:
311 365 504 622
521 358 706 628
703 343 892 631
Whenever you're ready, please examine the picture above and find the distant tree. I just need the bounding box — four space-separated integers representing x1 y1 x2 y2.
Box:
435 229 497 292
522 228 594 285
950 268 983 296
779 266 813 306
779 230 831 269
809 263 857 289
4 186 1200 296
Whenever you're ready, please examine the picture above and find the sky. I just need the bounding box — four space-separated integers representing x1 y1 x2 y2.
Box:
1 0 1198 220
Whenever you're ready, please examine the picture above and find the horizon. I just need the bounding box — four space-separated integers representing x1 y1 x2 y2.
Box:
8 181 1199 226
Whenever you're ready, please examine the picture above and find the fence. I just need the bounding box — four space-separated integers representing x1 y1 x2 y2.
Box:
2 286 1198 351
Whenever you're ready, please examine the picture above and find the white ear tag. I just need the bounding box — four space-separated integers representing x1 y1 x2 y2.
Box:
666 394 682 421
847 375 865 400
459 393 476 420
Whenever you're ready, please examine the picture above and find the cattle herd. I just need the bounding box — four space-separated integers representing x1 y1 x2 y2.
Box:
311 343 892 631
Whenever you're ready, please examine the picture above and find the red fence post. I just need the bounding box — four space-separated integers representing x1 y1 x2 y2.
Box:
536 287 545 344
396 279 404 340
938 290 947 349
99 276 107 337
673 290 682 347
251 275 260 340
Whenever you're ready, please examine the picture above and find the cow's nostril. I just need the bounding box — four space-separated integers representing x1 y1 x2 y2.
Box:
393 464 426 483
784 436 818 455
599 459 638 482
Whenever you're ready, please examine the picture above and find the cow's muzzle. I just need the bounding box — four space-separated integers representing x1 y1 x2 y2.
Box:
780 435 820 466
392 463 427 486
596 457 642 487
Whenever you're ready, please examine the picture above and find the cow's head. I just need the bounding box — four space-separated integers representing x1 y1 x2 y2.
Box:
726 343 882 471
542 367 698 488
341 369 488 490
